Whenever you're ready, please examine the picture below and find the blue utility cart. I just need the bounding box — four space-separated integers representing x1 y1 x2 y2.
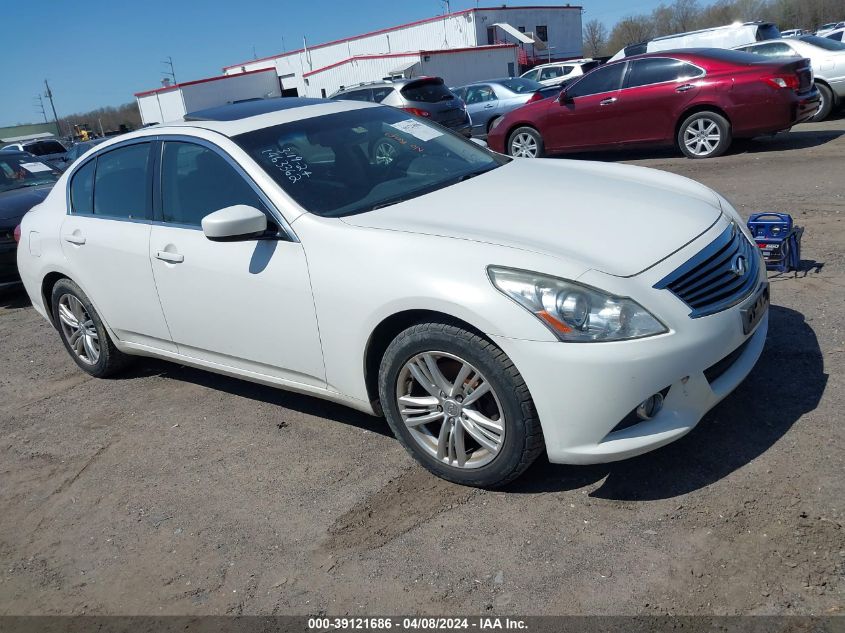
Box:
747 212 803 273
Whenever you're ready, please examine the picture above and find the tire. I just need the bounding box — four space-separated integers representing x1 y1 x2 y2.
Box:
677 111 732 159
378 322 544 488
507 126 544 158
50 278 129 378
809 83 834 122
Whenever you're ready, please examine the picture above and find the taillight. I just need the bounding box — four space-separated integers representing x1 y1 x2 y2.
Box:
527 91 544 103
13 225 21 243
764 75 800 90
401 107 431 117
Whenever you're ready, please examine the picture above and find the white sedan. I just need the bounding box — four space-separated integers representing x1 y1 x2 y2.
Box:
736 34 845 120
16 98 769 487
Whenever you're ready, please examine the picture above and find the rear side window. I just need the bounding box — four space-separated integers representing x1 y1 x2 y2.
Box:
625 58 704 88
744 42 798 57
567 63 625 98
70 160 96 214
372 87 394 102
93 143 151 219
160 141 267 227
336 89 372 101
540 66 565 80
400 80 453 103
756 24 781 41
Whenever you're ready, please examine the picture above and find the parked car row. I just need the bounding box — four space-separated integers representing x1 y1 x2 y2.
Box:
487 49 819 160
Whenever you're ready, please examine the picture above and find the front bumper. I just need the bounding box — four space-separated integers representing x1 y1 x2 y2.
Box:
490 216 769 465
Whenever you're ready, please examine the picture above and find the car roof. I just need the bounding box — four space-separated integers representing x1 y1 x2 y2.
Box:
185 97 327 121
117 98 377 141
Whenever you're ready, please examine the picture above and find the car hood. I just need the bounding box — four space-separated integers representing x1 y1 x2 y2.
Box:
0 183 53 224
342 159 723 277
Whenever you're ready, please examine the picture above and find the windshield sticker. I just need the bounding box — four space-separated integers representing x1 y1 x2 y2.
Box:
384 132 424 154
261 146 312 184
21 161 52 173
389 119 443 142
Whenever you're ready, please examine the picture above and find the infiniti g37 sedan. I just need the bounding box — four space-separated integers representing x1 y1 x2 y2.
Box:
16 98 769 487
488 48 819 159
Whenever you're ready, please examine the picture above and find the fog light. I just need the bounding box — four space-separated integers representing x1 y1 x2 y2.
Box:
636 393 664 420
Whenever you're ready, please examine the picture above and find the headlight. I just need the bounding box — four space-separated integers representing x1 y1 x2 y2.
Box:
488 266 668 342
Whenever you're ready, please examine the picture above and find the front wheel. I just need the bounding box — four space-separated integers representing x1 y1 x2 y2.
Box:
507 127 544 158
677 111 731 159
378 323 544 488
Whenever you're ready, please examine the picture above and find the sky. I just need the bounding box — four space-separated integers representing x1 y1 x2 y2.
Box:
3 0 675 127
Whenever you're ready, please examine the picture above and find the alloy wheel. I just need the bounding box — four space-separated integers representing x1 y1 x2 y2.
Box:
395 351 505 469
510 132 539 158
57 294 100 365
683 118 721 157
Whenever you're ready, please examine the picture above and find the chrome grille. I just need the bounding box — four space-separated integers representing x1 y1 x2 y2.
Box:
654 223 760 318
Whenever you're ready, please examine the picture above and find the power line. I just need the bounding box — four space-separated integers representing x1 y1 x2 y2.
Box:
33 94 48 123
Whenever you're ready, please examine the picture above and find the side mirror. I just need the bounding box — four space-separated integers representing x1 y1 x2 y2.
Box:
201 205 267 242
558 89 573 104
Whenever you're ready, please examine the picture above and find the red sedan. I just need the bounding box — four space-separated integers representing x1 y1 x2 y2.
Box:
487 49 820 159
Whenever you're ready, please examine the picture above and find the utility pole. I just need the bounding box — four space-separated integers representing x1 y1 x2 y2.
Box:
34 94 48 123
161 56 177 85
44 80 61 135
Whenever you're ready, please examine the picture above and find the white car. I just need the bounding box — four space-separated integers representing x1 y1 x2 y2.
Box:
16 98 769 488
735 35 845 120
816 22 844 37
520 59 600 86
827 28 845 42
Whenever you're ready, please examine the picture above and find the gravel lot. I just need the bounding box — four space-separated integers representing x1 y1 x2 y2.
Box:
1 116 843 617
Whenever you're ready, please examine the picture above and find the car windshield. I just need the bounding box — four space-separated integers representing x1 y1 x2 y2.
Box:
0 154 60 193
499 77 544 93
799 34 845 50
233 106 505 218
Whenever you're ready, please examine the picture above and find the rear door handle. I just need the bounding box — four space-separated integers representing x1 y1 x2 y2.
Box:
155 251 184 263
484 103 495 109
63 234 86 245
676 84 696 93
599 97 617 106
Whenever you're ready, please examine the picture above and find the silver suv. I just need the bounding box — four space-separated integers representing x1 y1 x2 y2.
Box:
330 77 471 137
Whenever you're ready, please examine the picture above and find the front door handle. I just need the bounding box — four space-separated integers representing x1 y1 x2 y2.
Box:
599 97 617 106
155 250 184 263
676 84 696 93
484 103 495 109
63 234 86 245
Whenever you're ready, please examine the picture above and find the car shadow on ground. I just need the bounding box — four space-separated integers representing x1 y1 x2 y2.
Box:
508 305 827 499
124 359 394 437
558 126 845 163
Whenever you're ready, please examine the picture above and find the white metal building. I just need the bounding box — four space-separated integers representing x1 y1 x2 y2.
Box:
223 5 583 97
135 68 281 125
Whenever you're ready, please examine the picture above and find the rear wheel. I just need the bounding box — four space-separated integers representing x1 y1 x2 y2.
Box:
51 278 129 378
507 127 544 158
378 323 544 488
677 111 731 159
810 83 834 122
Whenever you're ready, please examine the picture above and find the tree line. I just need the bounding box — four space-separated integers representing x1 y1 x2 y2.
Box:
583 0 844 57
61 102 142 137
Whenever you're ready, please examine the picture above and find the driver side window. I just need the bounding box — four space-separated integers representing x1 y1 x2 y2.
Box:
566 63 625 99
160 141 271 228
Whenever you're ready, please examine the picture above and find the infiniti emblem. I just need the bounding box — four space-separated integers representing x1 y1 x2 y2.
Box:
730 255 747 278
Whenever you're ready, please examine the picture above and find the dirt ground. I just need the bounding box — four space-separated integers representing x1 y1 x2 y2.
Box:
1 115 843 617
